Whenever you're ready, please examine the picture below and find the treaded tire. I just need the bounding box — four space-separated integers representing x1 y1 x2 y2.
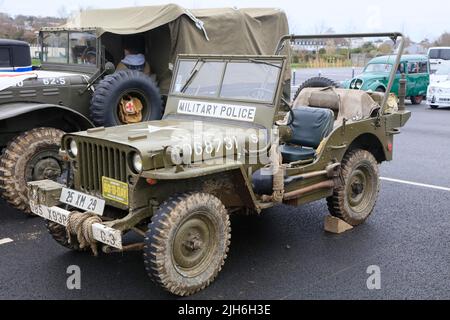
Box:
411 95 424 105
90 70 163 127
430 105 439 109
326 149 380 226
293 76 340 101
0 128 64 214
46 221 86 251
143 193 231 296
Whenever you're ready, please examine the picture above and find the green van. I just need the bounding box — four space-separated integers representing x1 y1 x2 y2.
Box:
344 54 430 104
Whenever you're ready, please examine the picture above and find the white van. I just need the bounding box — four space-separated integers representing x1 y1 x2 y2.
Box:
428 47 450 74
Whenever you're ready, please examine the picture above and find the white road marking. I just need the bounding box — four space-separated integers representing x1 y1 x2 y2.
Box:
0 238 13 245
381 177 450 192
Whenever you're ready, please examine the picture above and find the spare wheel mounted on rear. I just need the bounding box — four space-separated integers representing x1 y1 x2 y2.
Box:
90 70 163 127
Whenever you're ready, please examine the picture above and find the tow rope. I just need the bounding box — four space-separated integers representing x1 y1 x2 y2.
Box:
66 211 102 256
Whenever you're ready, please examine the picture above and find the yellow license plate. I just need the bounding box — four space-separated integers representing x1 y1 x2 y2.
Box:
102 176 129 206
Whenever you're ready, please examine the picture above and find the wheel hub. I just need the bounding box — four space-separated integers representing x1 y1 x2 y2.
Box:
348 169 367 207
28 151 62 182
172 214 215 275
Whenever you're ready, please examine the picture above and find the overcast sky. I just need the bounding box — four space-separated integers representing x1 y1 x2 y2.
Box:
0 0 447 42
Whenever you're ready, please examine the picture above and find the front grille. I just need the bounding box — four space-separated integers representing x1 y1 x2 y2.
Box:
77 141 128 192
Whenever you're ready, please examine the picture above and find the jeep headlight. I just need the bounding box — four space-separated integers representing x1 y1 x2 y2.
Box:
131 152 143 173
68 139 78 157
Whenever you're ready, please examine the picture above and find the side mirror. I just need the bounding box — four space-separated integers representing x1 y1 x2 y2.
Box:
104 62 115 75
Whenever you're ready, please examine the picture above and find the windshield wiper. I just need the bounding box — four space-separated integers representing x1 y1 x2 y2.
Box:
180 60 204 93
248 59 281 69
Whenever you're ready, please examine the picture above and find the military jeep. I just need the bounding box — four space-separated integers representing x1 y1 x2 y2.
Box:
27 33 410 296
0 4 289 214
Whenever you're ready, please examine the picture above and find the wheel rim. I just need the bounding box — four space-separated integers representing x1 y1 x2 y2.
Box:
346 165 374 215
116 89 151 124
25 149 63 182
172 212 217 277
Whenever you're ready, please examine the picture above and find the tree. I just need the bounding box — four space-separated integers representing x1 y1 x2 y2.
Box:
434 32 450 46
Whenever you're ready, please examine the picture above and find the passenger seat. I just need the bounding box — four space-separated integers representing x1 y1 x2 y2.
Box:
281 106 334 163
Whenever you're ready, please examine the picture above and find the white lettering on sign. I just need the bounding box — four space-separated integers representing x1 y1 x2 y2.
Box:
177 100 256 122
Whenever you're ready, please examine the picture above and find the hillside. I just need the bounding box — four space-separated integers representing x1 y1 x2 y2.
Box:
0 12 65 44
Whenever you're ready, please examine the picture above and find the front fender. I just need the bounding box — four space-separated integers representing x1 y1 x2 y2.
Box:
0 102 94 129
142 162 261 213
365 80 386 92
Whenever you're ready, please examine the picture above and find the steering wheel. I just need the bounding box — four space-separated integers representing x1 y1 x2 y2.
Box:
248 88 273 101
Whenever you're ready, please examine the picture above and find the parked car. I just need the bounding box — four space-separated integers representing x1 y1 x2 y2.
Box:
427 79 450 109
27 32 410 297
343 54 430 104
0 39 33 72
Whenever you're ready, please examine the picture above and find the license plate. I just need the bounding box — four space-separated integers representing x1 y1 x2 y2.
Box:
30 202 122 250
30 201 70 226
92 223 122 249
60 188 105 216
102 177 129 206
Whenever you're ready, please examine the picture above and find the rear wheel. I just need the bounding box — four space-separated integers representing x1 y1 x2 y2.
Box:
411 95 424 105
327 149 380 226
0 128 65 214
143 193 231 296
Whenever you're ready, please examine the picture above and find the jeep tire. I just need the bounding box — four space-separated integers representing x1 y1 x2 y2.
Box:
327 149 380 226
143 193 231 296
90 70 163 127
0 128 65 214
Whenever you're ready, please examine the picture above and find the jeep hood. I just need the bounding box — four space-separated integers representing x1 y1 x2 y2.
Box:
69 118 268 154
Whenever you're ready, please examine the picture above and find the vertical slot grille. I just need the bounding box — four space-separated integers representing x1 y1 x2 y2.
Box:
77 141 127 192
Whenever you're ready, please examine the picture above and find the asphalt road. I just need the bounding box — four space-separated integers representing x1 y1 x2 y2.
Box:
1 101 450 300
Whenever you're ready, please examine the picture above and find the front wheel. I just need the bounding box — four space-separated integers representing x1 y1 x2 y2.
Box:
430 105 439 109
0 128 65 214
143 193 231 296
327 149 380 226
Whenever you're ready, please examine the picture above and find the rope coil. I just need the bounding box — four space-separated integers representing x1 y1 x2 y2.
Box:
66 211 102 256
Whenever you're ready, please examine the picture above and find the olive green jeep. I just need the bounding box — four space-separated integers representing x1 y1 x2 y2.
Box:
27 33 410 296
0 4 289 214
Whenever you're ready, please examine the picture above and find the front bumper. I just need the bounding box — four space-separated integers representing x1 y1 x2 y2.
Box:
27 180 122 250
427 94 450 107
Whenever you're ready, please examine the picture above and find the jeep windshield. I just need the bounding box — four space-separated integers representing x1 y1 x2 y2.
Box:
171 58 282 104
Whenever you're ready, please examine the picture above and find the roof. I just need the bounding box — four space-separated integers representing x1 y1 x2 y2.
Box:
0 39 30 47
44 4 286 36
369 54 428 64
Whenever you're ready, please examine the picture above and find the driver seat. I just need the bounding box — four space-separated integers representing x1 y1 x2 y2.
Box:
281 106 334 163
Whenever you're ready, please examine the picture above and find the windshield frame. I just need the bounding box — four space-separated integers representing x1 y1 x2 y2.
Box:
170 56 285 106
39 29 99 73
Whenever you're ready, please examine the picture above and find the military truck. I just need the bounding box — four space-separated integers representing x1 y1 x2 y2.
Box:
0 4 289 214
27 33 410 296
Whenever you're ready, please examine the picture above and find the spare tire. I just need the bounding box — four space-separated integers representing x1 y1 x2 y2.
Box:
293 76 340 102
90 70 163 127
